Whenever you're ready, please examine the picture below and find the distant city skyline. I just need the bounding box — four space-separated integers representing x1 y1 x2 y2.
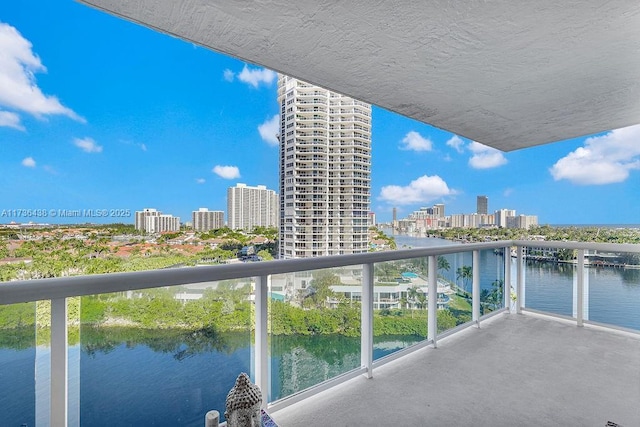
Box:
1 1 640 226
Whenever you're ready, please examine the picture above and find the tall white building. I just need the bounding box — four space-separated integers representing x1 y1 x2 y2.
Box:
278 75 371 258
227 183 278 231
495 209 517 228
145 214 180 233
135 208 160 232
192 208 224 232
135 208 180 233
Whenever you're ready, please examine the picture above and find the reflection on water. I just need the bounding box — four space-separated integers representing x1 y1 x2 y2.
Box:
80 327 251 427
0 326 426 426
0 346 35 427
270 333 424 401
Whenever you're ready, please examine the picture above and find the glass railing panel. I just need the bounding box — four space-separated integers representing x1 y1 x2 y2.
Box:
437 251 474 330
0 301 36 427
79 279 253 426
479 249 506 315
587 251 640 331
269 267 362 401
522 247 574 317
372 259 427 360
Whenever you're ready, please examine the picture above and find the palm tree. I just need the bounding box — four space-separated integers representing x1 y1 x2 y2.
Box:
399 296 409 310
407 286 420 307
487 279 504 310
437 256 450 277
456 265 473 293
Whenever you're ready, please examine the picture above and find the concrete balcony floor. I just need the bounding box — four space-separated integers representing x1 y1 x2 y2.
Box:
271 313 640 426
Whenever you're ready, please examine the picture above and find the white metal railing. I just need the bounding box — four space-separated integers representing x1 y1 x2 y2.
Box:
1 239 640 425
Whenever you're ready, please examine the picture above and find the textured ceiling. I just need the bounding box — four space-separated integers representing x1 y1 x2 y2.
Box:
79 0 640 151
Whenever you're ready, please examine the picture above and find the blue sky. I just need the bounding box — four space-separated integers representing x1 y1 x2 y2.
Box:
1 1 639 226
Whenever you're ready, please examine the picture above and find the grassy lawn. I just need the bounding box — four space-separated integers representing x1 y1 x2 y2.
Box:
448 294 471 312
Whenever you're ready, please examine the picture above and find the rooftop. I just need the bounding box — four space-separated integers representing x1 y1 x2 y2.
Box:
272 312 640 426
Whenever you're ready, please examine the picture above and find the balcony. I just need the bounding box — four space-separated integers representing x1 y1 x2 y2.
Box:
1 240 639 426
273 312 640 426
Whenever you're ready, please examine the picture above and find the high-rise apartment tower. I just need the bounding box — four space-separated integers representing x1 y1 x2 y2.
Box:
477 195 488 215
227 183 278 231
278 75 372 258
192 208 224 232
135 208 180 233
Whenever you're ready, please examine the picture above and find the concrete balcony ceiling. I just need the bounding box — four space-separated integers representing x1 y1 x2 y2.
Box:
79 0 640 151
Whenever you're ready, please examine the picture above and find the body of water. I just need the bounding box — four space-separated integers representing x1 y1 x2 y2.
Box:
390 231 640 330
2 233 639 426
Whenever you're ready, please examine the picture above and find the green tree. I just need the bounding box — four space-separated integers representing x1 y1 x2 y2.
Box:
556 248 575 261
415 293 427 310
437 255 450 276
303 271 340 309
251 226 278 241
456 265 473 292
257 249 273 261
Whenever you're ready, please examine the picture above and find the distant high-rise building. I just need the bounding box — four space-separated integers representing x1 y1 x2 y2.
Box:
145 214 180 233
278 75 371 258
192 208 224 232
477 195 488 215
135 208 180 233
433 204 445 218
227 183 278 231
135 208 160 232
368 212 376 227
513 214 538 229
495 209 516 228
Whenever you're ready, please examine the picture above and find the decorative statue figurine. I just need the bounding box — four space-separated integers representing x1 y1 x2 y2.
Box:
225 372 263 427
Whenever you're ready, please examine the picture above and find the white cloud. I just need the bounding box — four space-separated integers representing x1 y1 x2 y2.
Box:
379 175 456 205
212 165 240 179
468 141 507 169
550 125 640 185
258 115 279 146
503 188 514 197
21 156 35 167
446 135 464 153
196 178 206 184
139 143 147 152
43 165 57 174
223 69 235 82
0 23 83 122
400 131 432 151
0 110 24 130
237 65 276 88
73 137 103 153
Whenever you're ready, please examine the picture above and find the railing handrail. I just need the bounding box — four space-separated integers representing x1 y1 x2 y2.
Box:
2 239 639 305
512 239 640 253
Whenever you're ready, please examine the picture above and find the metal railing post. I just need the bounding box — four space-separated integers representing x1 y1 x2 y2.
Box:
472 250 480 326
516 245 524 314
361 263 374 378
51 298 68 427
427 255 437 347
576 249 585 327
254 275 269 408
504 245 511 312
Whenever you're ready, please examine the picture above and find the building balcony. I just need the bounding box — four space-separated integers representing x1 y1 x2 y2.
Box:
273 312 640 426
1 240 639 426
